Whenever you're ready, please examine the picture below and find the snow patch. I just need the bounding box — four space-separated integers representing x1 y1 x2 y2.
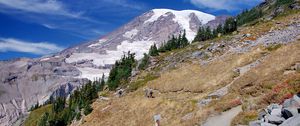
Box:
123 29 139 39
88 39 107 48
144 9 216 41
66 40 155 80
40 58 50 61
76 67 110 81
66 40 155 67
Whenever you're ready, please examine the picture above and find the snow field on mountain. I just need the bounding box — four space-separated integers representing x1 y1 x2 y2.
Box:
145 9 215 41
66 40 155 80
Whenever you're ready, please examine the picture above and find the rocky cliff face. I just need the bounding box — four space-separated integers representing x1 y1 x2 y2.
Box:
0 57 88 125
0 9 227 125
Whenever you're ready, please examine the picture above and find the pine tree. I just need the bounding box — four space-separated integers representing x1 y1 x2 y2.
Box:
38 112 49 126
138 53 150 70
100 73 105 90
181 30 189 48
216 24 223 35
149 44 159 56
107 52 136 90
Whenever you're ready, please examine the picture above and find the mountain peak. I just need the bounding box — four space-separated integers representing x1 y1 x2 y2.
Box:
145 8 216 41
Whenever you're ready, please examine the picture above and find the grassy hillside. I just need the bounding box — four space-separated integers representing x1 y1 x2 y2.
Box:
24 104 52 126
79 9 300 126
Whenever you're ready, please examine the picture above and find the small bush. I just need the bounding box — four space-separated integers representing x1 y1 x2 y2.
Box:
275 0 294 7
84 104 93 115
128 74 159 91
266 44 281 51
231 111 258 125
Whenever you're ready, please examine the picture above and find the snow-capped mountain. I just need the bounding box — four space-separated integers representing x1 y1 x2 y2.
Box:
0 9 227 125
62 9 217 80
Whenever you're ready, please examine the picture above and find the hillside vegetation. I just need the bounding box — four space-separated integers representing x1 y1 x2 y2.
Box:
79 6 300 126
26 0 300 126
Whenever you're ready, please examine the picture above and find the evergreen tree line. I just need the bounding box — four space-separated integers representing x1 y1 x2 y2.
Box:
275 0 294 7
236 8 263 26
138 31 189 70
107 52 136 90
193 17 237 42
37 77 105 126
158 30 189 52
138 43 159 70
138 53 150 70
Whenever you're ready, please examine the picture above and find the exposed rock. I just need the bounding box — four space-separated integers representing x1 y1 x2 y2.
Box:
252 94 300 126
181 112 194 121
197 98 212 107
265 114 285 125
289 2 300 10
274 6 285 16
207 85 229 98
191 51 205 59
280 114 300 126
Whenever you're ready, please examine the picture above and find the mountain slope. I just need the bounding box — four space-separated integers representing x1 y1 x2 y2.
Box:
77 7 300 126
63 9 216 80
0 9 222 126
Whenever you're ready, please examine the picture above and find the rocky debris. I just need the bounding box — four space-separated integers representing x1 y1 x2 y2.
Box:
191 51 205 59
284 63 300 75
289 2 300 10
257 24 300 46
249 93 300 126
243 33 252 38
115 89 125 97
291 63 300 71
235 58 264 76
181 112 194 121
280 114 300 126
208 85 230 99
197 98 212 107
273 6 285 16
198 85 230 107
98 96 110 101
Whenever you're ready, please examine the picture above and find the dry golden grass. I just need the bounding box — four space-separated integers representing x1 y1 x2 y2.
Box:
149 47 265 93
231 41 300 97
79 12 300 126
82 89 206 126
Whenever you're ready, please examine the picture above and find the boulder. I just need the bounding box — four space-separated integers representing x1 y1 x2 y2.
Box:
258 110 268 120
265 114 285 125
191 51 204 59
274 6 285 16
266 104 282 114
261 122 277 126
249 120 262 126
271 108 282 117
279 114 300 126
198 98 212 107
281 109 293 119
289 3 300 10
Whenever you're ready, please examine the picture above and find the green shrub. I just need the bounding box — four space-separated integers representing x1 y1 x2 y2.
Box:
266 44 281 51
275 0 294 7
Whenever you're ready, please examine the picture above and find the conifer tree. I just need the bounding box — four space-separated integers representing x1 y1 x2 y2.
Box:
138 53 150 70
216 24 223 34
181 30 189 48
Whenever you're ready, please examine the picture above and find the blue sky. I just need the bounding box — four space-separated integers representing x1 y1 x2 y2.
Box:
0 0 263 60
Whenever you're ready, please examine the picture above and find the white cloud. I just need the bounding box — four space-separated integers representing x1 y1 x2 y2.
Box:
0 38 64 55
190 0 264 11
0 0 82 18
42 23 57 29
101 0 146 10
